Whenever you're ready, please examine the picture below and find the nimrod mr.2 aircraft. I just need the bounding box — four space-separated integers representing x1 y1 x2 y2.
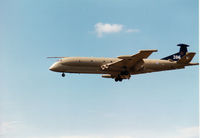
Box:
49 44 198 82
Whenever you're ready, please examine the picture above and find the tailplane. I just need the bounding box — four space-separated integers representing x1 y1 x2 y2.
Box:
177 52 196 64
161 44 189 61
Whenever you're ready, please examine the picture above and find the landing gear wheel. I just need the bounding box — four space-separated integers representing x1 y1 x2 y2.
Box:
115 77 123 82
121 71 129 75
119 78 123 82
62 73 65 77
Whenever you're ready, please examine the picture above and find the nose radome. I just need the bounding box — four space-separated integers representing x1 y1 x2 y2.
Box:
49 62 59 71
49 64 55 71
49 65 54 71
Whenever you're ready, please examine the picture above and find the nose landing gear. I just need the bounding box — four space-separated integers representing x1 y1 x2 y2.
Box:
62 73 65 77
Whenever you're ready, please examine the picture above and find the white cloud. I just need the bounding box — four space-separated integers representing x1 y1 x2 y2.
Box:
0 121 18 135
60 136 99 138
30 136 133 138
176 126 199 138
94 22 140 37
28 126 199 138
125 29 140 33
95 23 123 37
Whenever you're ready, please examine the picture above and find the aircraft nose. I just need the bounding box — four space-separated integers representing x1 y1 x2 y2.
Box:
49 62 59 71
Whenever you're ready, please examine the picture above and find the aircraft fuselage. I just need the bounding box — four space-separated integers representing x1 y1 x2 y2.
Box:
48 44 198 81
49 57 184 75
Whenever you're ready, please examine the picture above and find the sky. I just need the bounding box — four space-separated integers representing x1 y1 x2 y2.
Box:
0 0 199 138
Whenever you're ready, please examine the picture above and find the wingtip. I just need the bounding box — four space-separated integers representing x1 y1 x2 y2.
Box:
140 49 158 52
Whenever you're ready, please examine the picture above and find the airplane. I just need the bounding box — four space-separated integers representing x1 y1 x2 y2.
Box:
49 44 198 82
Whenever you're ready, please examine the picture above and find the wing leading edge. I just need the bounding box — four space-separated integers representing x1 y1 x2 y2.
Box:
104 49 157 70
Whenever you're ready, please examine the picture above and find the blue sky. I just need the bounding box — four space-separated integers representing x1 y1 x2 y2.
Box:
0 0 199 138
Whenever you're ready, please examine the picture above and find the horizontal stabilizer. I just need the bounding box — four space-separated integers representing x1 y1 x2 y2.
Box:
177 52 196 64
187 63 199 66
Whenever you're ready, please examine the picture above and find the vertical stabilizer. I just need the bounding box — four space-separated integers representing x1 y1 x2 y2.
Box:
161 44 189 61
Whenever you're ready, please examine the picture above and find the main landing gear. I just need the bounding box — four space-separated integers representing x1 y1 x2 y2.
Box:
115 76 123 82
62 73 65 77
114 71 130 82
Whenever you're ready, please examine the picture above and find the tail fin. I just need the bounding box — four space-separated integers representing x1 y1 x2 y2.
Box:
161 44 189 61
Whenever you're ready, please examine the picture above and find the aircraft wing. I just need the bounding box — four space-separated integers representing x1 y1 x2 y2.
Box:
104 49 157 70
